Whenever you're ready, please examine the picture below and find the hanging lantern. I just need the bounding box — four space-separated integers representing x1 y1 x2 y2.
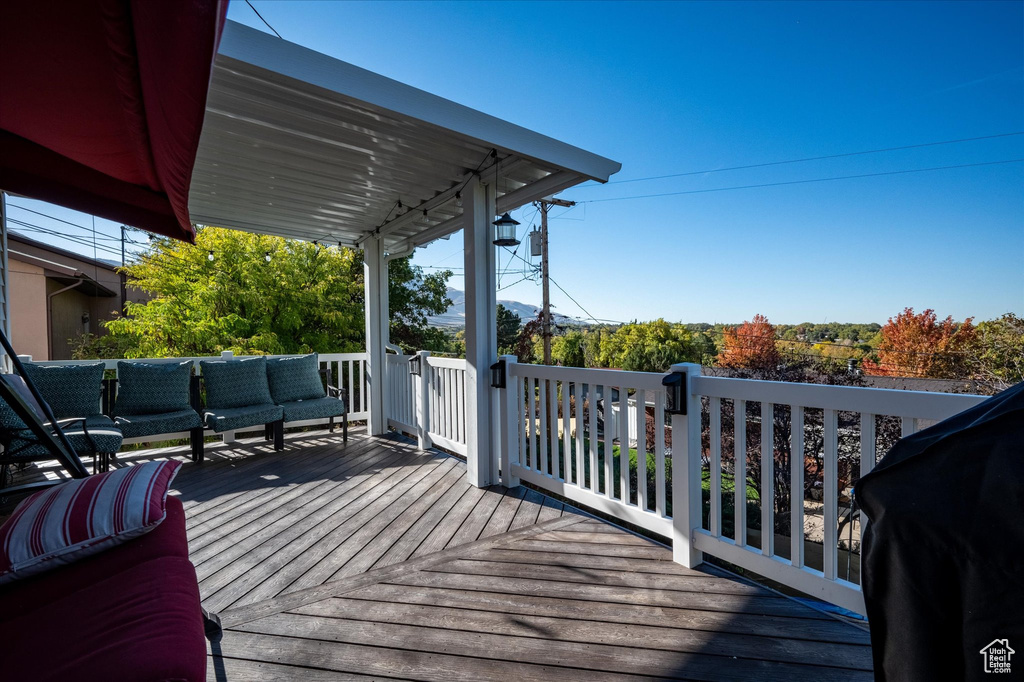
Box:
492 213 520 247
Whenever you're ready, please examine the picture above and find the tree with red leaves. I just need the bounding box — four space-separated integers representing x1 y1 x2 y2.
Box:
862 307 977 378
716 314 781 371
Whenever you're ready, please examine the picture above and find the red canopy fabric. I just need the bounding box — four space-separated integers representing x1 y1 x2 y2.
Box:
0 0 227 243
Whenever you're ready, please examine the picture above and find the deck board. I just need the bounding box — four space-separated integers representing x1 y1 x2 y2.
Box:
157 427 874 680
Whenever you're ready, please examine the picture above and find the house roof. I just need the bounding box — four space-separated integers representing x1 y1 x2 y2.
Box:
187 21 620 252
7 232 119 297
8 232 119 274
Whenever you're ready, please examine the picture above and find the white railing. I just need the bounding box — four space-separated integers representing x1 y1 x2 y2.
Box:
385 352 468 456
504 358 673 538
686 368 985 615
385 354 417 434
22 351 370 443
425 355 468 456
494 359 986 616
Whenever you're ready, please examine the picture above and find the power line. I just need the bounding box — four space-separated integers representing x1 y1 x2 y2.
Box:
497 275 535 291
6 203 123 241
6 221 124 259
245 0 282 39
581 159 1024 204
547 276 602 326
601 132 1024 186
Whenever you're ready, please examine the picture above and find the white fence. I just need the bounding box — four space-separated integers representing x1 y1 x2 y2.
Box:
505 359 673 538
493 360 986 616
686 369 984 614
385 352 468 456
23 351 370 443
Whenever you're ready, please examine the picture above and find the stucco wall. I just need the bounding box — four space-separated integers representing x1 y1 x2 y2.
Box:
9 259 49 360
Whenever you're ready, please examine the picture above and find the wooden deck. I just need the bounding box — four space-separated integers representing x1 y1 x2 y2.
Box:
162 427 874 681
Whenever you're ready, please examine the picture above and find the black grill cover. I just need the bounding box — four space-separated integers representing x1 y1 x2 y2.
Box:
857 382 1024 681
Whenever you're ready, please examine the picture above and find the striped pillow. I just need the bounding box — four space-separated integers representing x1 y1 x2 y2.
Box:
0 460 181 584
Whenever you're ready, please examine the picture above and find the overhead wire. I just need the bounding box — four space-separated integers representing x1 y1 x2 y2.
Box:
6 204 123 241
245 0 283 39
599 132 1024 186
580 159 1024 204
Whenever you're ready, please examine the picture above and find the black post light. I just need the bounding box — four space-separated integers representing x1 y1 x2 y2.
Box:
490 359 506 389
662 371 686 415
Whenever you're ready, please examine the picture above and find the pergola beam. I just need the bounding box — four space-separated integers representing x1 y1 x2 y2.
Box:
390 170 586 253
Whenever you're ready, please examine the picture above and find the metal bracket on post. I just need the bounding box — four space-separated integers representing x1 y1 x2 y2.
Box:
668 362 703 569
496 355 519 488
414 350 431 450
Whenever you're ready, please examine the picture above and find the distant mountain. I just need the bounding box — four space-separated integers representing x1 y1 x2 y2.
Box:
429 287 582 328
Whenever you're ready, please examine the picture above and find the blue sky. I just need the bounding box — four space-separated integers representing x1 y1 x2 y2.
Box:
10 1 1022 325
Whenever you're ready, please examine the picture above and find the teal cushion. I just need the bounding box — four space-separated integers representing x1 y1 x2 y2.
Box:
200 357 273 409
280 396 345 422
116 409 202 439
203 404 283 433
0 375 47 432
6 415 122 458
115 360 193 416
20 363 104 419
266 354 325 404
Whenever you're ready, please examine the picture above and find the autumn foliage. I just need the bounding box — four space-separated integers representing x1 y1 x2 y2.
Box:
861 308 977 378
716 314 781 370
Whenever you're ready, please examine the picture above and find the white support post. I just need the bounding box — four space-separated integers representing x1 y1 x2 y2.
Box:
670 362 703 568
463 179 498 487
363 237 388 436
498 355 520 488
415 350 431 450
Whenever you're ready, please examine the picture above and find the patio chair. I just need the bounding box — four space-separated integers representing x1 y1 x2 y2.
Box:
111 360 205 463
0 338 90 506
2 362 123 475
265 354 348 443
197 356 284 453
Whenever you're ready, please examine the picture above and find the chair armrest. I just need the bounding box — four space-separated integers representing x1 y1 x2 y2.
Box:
190 375 204 412
318 367 347 408
326 384 348 409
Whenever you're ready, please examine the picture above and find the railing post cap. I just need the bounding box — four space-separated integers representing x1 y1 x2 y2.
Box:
669 362 700 374
500 354 518 363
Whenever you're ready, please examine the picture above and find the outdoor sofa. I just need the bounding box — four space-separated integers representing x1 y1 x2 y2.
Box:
196 353 347 457
0 493 209 681
0 362 122 476
1 354 348 475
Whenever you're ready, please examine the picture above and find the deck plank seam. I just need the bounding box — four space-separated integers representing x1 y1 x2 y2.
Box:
217 513 589 628
313 593 873 653
265 607 876 673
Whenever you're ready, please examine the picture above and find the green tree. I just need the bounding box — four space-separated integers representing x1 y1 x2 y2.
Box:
551 330 586 367
387 256 454 353
496 304 522 355
973 313 1024 390
594 319 701 372
73 227 452 358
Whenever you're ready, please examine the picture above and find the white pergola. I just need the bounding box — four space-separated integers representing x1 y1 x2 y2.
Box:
190 21 620 486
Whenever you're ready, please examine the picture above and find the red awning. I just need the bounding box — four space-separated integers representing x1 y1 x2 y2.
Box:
0 0 227 242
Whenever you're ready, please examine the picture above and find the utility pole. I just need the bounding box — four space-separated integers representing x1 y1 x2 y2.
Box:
537 197 574 365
